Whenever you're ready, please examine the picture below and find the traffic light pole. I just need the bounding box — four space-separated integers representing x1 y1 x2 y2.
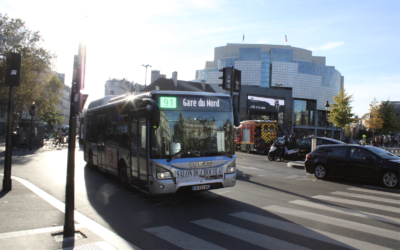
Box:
2 86 15 191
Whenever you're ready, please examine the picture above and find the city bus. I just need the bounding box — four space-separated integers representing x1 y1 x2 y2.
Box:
83 91 239 195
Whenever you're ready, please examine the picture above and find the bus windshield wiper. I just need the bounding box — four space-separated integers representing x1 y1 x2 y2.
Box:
218 151 233 158
167 149 184 162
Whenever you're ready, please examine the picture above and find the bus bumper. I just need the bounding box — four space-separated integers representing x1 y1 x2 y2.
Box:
148 172 237 195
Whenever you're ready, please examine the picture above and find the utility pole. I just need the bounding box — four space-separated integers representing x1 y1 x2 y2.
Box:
63 43 87 238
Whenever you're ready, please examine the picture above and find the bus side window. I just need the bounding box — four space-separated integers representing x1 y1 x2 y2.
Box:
270 126 274 133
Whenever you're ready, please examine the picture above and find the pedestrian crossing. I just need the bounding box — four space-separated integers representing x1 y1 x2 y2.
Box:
144 186 400 249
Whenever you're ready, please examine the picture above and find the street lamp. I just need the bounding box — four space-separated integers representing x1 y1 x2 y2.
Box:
324 100 330 138
142 64 152 87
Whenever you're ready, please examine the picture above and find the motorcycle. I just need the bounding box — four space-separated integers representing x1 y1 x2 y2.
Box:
268 140 301 161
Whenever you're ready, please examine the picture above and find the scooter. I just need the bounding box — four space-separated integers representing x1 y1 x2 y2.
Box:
268 140 300 161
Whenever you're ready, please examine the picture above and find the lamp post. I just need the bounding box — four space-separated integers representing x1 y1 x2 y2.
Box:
324 100 330 138
29 102 36 151
142 64 151 87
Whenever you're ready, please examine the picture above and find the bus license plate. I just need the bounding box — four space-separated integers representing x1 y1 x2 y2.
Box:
192 185 210 191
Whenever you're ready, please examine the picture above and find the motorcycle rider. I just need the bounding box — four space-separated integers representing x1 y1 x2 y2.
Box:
279 135 289 161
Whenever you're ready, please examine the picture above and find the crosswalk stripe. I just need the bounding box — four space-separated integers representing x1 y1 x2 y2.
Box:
313 195 400 213
262 205 400 241
231 211 392 250
289 200 400 225
192 218 311 250
331 191 400 205
144 226 226 250
237 166 265 171
347 187 400 198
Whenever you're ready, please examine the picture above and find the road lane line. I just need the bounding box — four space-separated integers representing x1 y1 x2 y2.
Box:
313 195 400 213
290 200 400 225
144 226 226 250
347 188 400 198
331 191 400 205
262 205 400 241
231 211 391 250
192 218 311 250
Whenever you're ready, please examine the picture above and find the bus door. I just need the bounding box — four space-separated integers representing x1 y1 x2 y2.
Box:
130 114 149 190
97 115 106 170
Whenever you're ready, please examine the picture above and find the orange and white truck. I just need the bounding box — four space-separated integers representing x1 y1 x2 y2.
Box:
235 120 278 153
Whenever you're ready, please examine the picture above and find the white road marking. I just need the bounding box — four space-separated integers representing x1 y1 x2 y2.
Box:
362 185 400 192
347 187 400 198
257 175 265 177
6 175 141 250
192 218 311 250
236 166 265 171
144 226 226 250
331 191 400 205
290 200 400 225
262 205 400 241
285 175 298 179
231 211 391 250
313 195 400 213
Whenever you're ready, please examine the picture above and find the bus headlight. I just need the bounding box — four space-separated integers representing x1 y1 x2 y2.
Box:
156 165 172 180
226 159 236 174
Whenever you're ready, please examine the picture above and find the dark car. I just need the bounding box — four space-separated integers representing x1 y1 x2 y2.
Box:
296 137 345 159
305 144 400 189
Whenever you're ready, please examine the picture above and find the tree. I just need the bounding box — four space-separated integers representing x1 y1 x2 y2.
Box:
0 14 59 118
379 100 397 134
327 88 355 141
38 75 65 127
365 98 384 138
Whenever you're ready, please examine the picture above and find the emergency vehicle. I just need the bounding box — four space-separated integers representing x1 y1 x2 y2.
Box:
235 120 278 153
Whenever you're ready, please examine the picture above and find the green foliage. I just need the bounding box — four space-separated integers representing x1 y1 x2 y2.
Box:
365 98 384 137
327 88 355 140
0 14 59 116
378 100 397 134
38 74 64 125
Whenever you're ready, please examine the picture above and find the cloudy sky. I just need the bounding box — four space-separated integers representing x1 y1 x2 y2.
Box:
1 0 399 116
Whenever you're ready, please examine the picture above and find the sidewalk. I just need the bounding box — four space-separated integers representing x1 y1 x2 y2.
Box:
0 176 141 250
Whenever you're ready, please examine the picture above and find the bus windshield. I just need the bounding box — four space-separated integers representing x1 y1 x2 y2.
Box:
150 95 234 159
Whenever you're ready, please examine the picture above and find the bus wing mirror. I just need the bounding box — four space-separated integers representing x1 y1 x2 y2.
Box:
143 98 160 129
232 103 240 127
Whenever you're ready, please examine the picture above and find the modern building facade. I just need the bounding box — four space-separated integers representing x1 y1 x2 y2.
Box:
195 43 344 138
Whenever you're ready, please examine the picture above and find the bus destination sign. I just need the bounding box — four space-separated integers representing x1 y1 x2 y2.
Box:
157 95 231 112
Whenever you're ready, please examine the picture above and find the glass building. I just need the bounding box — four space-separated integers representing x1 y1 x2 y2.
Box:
195 43 344 138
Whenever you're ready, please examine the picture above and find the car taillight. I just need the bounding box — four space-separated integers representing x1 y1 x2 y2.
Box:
306 154 312 160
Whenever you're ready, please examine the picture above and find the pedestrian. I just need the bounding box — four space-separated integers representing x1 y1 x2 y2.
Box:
379 135 383 147
359 136 366 146
398 135 400 147
383 135 389 147
390 133 394 148
375 136 379 145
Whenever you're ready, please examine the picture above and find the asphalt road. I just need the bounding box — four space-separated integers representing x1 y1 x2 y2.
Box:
1 147 399 250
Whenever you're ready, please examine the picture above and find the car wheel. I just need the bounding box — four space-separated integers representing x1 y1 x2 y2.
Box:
119 162 130 189
246 145 250 154
382 171 398 189
314 165 328 180
268 152 275 161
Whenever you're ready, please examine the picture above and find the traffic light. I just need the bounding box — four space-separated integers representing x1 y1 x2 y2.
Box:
29 104 36 116
218 67 233 91
6 52 21 86
232 69 241 92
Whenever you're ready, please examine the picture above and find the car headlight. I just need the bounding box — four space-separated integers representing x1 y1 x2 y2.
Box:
226 159 236 174
156 165 172 180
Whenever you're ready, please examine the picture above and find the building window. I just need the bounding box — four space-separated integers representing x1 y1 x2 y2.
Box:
110 91 114 95
294 100 315 126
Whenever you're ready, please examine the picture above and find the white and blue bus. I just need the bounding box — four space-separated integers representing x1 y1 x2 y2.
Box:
84 91 239 195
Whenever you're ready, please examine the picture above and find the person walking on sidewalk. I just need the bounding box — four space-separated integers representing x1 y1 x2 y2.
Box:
379 135 383 147
383 135 389 147
375 136 379 145
390 133 394 147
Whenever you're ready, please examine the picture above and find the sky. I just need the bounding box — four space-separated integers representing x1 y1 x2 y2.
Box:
1 0 399 116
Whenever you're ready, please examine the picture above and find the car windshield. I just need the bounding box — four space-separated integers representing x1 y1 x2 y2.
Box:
367 147 400 160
